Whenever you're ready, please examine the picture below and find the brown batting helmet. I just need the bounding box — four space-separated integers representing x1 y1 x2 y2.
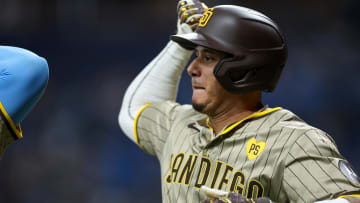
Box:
171 5 287 93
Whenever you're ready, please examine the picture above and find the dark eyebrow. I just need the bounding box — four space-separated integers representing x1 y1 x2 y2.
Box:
203 49 218 55
195 46 223 55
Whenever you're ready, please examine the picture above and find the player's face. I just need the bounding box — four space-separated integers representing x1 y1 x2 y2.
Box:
187 46 229 115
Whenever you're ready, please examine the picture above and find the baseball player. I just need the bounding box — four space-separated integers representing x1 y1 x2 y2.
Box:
118 1 360 202
0 46 49 158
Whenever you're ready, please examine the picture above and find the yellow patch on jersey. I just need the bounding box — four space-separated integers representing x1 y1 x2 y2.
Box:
199 8 214 27
246 138 265 160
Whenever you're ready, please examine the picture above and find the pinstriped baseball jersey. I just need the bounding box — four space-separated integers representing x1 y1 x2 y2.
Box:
134 101 360 203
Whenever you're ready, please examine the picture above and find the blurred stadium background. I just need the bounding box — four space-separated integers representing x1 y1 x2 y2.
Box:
0 0 359 202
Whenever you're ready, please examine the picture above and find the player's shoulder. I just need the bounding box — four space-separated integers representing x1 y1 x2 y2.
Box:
271 107 336 145
271 107 313 130
0 46 48 69
148 101 204 121
0 46 38 58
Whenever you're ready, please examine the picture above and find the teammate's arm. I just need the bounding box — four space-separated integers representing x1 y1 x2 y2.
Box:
0 46 49 125
118 0 204 143
0 46 49 157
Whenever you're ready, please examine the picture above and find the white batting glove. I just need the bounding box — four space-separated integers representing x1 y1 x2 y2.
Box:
176 0 208 34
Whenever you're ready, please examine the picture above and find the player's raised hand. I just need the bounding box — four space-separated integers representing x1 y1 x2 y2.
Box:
200 186 272 203
176 0 207 34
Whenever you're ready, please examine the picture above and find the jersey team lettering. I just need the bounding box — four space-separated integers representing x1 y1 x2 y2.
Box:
165 153 265 199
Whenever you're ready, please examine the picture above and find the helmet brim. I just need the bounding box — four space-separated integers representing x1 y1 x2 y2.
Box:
170 33 209 50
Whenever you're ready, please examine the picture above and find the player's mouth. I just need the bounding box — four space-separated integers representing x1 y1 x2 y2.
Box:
192 84 205 90
192 79 205 90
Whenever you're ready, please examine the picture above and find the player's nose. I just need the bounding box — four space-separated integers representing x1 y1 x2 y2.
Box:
187 58 201 77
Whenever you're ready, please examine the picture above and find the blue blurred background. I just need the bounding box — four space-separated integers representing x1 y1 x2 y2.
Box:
0 0 359 202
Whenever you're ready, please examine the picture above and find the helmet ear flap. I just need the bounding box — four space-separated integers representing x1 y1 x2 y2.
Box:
228 69 250 83
214 56 254 93
214 56 285 93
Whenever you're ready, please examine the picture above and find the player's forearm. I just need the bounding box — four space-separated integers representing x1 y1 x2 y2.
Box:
118 0 202 141
118 41 193 141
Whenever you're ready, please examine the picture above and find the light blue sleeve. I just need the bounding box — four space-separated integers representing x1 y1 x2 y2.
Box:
0 46 49 125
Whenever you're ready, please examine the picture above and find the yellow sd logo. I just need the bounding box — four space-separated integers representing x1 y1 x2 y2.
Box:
199 8 214 27
246 138 266 160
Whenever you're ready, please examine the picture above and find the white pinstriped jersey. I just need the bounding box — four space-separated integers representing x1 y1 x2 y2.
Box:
134 101 360 203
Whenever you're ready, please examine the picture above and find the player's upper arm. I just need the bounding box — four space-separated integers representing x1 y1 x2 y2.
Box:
283 129 360 202
133 101 183 157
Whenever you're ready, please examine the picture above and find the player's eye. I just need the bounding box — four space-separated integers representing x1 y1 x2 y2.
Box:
203 55 214 63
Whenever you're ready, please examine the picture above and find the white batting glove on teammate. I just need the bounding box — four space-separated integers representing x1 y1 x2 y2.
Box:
200 186 272 203
176 0 207 34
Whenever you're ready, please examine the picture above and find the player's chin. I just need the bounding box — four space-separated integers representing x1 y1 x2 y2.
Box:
191 99 208 114
191 91 209 112
192 101 205 113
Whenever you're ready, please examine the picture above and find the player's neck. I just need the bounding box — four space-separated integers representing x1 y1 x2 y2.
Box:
208 92 263 135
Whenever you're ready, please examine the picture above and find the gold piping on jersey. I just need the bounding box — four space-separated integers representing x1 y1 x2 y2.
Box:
0 100 22 139
246 138 266 161
206 107 282 136
134 103 152 145
206 119 214 132
221 107 282 135
337 194 360 199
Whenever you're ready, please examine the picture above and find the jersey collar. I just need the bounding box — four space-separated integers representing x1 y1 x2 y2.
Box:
206 106 282 136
